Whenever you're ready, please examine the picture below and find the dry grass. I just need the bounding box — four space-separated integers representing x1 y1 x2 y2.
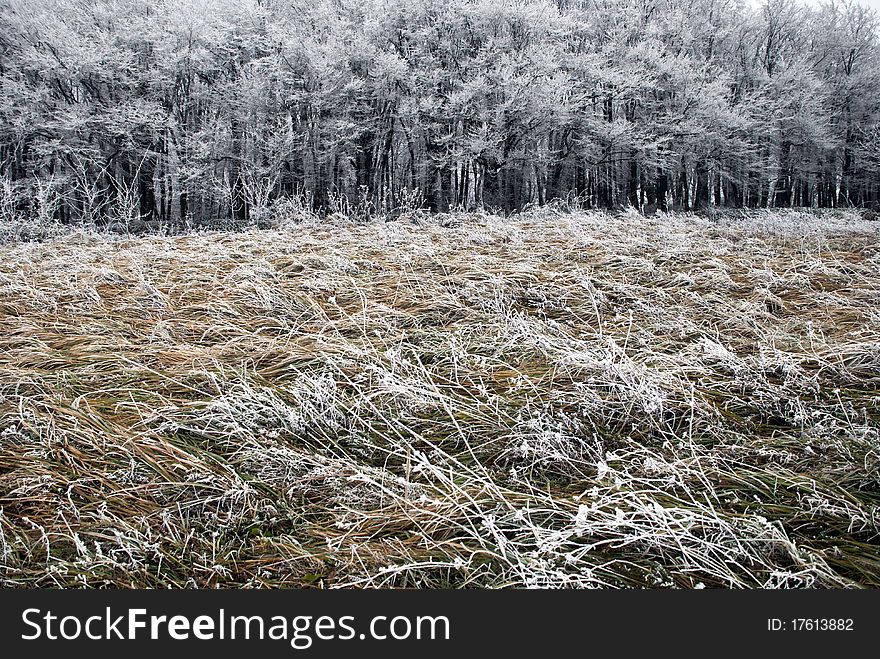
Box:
1 207 879 588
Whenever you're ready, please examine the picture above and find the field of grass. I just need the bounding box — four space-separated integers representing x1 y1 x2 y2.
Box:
1 208 879 588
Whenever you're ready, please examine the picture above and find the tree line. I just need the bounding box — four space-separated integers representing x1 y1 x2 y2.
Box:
1 0 879 229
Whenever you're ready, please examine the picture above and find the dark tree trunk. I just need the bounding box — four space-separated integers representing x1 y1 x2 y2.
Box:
695 162 710 210
657 169 668 212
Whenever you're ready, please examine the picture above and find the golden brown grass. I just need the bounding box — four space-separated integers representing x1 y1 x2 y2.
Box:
1 208 878 587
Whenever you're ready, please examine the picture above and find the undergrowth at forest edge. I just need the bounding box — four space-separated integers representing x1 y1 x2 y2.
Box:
1 208 879 588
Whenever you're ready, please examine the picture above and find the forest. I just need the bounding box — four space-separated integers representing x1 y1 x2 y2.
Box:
1 0 879 229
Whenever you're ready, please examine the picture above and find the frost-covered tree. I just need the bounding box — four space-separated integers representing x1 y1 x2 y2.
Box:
1 0 879 227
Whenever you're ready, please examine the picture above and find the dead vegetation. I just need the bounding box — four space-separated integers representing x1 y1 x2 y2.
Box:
1 208 879 588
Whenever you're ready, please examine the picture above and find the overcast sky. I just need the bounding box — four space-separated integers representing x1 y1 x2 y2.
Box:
746 0 880 12
793 0 880 12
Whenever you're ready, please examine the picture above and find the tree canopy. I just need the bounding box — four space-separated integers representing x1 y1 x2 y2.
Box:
1 0 879 227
